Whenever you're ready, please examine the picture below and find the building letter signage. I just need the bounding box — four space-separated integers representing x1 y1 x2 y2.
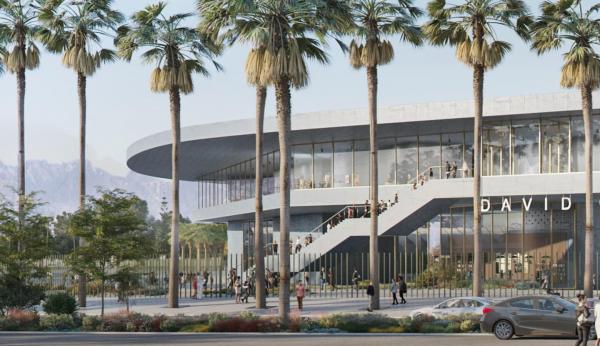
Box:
480 196 572 212
562 197 572 211
501 198 511 212
522 197 532 212
481 198 491 212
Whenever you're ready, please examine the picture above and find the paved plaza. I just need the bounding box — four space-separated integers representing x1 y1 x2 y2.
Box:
79 296 445 318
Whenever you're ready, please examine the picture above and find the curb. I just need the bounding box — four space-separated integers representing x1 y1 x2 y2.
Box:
0 331 492 337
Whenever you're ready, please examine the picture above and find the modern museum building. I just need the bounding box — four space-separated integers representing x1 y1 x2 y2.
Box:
128 92 600 290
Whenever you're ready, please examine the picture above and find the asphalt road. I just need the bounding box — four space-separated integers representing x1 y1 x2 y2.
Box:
0 333 578 346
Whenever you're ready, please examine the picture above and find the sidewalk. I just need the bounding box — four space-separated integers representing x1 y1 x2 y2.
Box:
79 296 445 318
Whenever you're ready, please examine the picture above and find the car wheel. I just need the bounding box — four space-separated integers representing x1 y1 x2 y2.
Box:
493 320 514 340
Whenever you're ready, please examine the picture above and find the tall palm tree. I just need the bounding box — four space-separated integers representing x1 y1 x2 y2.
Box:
531 0 600 297
0 0 42 226
198 0 269 309
348 0 422 311
116 2 222 308
423 0 531 297
37 0 124 309
198 0 351 323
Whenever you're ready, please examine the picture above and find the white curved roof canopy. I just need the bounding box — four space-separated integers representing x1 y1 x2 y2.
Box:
127 91 597 181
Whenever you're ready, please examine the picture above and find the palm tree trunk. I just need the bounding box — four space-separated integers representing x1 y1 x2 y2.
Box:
196 242 201 272
77 72 87 308
367 66 379 310
168 86 181 309
16 67 25 232
275 78 291 323
255 86 267 309
472 64 484 297
582 85 594 297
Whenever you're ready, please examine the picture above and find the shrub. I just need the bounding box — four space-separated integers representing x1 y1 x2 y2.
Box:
101 311 131 332
179 322 210 333
420 323 448 333
211 317 280 333
460 319 474 332
319 313 398 333
43 293 77 315
207 312 227 329
2 309 40 331
239 311 258 321
40 314 76 331
160 319 178 332
81 315 101 331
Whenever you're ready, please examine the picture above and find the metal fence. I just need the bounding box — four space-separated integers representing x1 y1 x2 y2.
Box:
37 251 594 301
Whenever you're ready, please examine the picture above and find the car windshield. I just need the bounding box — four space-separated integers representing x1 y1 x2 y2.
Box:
555 297 577 310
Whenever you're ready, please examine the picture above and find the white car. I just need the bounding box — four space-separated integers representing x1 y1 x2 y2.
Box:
409 297 493 319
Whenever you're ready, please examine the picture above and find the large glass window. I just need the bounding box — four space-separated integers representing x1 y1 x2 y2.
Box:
419 135 441 179
571 117 584 172
293 144 313 190
595 117 600 171
353 140 370 186
442 133 464 178
512 120 540 175
464 132 474 177
334 141 353 187
483 124 510 176
314 143 333 188
541 118 569 173
378 138 396 185
396 136 418 184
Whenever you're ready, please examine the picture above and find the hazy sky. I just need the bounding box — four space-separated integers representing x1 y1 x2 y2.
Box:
0 0 572 176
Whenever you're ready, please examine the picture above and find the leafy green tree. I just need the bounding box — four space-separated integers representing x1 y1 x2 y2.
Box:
51 212 77 255
348 0 422 311
423 0 531 296
198 0 351 322
0 0 42 221
116 2 222 308
68 189 150 317
0 193 51 315
531 0 600 297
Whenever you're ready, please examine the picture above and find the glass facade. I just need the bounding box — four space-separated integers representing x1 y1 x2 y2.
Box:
198 114 600 208
403 202 577 288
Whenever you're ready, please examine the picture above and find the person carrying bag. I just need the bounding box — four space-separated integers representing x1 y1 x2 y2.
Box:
576 294 594 346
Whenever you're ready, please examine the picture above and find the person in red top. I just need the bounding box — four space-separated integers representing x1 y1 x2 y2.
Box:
295 282 306 310
192 273 199 299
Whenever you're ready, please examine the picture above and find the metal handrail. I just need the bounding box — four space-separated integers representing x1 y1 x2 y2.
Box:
407 165 468 185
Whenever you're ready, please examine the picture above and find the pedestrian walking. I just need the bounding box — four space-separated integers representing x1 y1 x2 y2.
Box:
191 273 198 299
451 161 458 178
391 279 399 305
352 269 361 294
366 281 375 312
595 294 600 346
320 267 327 291
445 161 451 178
234 276 242 304
399 276 407 304
296 282 305 310
576 293 593 346
328 268 335 290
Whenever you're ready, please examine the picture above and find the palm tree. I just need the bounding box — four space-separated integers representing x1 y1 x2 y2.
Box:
198 0 269 309
531 0 600 297
198 0 351 323
0 0 42 226
347 0 422 311
423 0 531 297
116 2 222 308
37 0 123 309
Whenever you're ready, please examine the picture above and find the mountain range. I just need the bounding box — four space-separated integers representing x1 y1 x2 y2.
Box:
0 160 197 217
